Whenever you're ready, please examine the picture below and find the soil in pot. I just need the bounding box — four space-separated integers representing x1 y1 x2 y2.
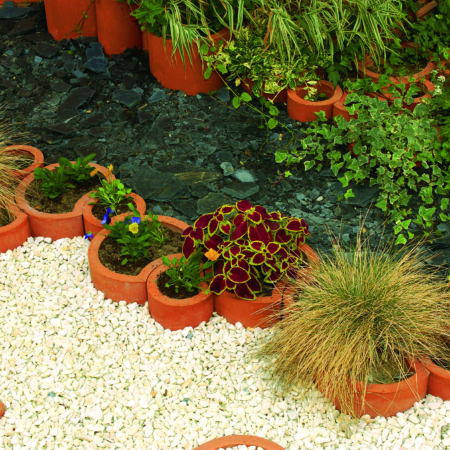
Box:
25 178 102 214
157 271 201 299
98 227 184 276
90 197 137 221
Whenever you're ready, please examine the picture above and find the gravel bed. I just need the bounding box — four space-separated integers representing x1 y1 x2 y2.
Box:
1 237 450 450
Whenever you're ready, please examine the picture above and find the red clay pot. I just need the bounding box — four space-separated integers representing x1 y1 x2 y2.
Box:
357 42 436 88
287 81 343 123
15 162 110 241
332 359 429 418
5 145 44 181
88 214 189 304
385 80 435 112
421 357 450 401
96 0 142 56
83 192 146 238
416 1 439 20
0 402 4 419
333 92 355 122
45 0 98 41
145 28 230 96
142 28 148 52
195 435 285 450
147 254 213 331
214 244 319 329
0 203 31 254
242 78 287 103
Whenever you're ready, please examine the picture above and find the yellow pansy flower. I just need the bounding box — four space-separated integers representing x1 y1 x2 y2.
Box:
128 223 139 234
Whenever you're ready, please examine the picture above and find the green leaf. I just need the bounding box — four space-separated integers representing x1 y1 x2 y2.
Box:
305 161 315 171
268 118 278 129
200 43 209 55
269 105 279 116
395 234 407 245
275 152 287 163
232 97 241 109
344 189 355 199
241 92 252 102
204 67 212 80
217 64 227 74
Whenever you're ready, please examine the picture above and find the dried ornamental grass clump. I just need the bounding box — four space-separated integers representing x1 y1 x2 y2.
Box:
254 234 450 417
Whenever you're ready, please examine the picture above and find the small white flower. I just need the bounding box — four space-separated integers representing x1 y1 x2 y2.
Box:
438 75 446 82
434 87 443 96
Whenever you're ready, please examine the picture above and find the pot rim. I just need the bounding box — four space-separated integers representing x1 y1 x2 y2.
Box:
421 356 450 379
194 435 285 450
0 203 27 233
289 80 343 106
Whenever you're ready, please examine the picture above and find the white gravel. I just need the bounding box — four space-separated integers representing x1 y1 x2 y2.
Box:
1 236 450 450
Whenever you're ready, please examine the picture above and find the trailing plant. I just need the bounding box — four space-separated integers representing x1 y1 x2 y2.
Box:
275 94 448 245
162 248 214 294
182 200 311 300
253 232 450 417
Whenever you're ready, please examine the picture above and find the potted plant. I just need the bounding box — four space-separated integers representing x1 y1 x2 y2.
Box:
194 435 285 450
4 145 44 181
15 154 111 241
44 0 98 41
181 200 317 328
87 206 189 304
83 165 146 237
146 250 214 330
255 234 450 418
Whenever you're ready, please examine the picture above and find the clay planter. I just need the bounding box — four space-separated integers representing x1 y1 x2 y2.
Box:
0 402 4 419
45 0 98 41
195 435 285 450
416 1 439 20
147 254 213 331
333 92 356 122
96 0 142 56
242 78 287 103
421 357 450 401
357 42 436 88
15 162 111 241
332 359 429 418
214 244 319 329
146 28 230 96
0 203 31 254
384 80 435 111
287 81 343 123
83 192 146 238
88 214 189 305
5 145 44 181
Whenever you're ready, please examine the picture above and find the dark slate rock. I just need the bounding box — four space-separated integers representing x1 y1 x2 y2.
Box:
216 150 235 164
112 89 141 108
23 32 53 43
221 182 259 200
45 123 77 136
67 135 92 149
80 36 98 45
122 75 135 90
89 127 111 137
35 43 60 58
50 79 71 93
76 143 107 160
344 184 380 208
85 56 108 74
157 163 221 186
148 90 167 103
8 18 35 36
64 60 76 73
334 204 359 220
216 87 230 103
80 113 106 127
194 111 209 121
86 42 104 59
2 57 16 69
0 2 31 19
137 111 154 124
57 86 95 122
197 193 230 215
17 88 32 98
190 185 209 198
141 114 174 150
129 165 188 202
197 143 217 156
171 199 198 219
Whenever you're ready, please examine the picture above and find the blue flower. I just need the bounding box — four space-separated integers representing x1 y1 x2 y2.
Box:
131 217 141 225
101 213 112 225
106 207 114 215
84 232 93 239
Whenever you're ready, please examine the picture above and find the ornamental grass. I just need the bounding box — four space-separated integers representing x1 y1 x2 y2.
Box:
254 232 450 417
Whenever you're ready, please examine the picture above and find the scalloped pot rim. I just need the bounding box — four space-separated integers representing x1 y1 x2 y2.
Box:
194 435 286 450
5 145 44 180
0 203 31 253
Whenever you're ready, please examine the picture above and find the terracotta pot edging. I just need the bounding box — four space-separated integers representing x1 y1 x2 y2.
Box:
15 162 111 241
287 81 343 123
421 357 450 401
5 145 44 181
214 244 318 329
416 1 439 20
0 203 31 254
194 435 286 450
242 78 287 104
88 213 189 304
0 402 4 419
332 359 429 418
146 28 230 96
147 254 213 331
83 192 146 238
384 79 435 111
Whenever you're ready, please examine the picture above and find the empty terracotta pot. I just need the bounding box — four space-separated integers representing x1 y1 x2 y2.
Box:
287 81 343 123
0 203 31 254
45 0 98 41
4 145 44 181
194 435 285 450
145 28 230 95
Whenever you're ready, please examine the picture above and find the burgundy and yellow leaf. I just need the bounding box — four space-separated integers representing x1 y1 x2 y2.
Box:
182 236 195 258
267 242 280 255
275 229 292 244
247 211 262 224
255 205 270 220
234 214 245 227
208 218 219 235
210 275 227 295
235 283 256 300
190 227 204 241
230 221 248 241
220 205 235 215
228 266 250 283
182 226 193 237
250 253 265 265
249 223 270 245
247 274 262 294
286 218 303 232
195 213 214 229
220 222 231 234
236 200 253 212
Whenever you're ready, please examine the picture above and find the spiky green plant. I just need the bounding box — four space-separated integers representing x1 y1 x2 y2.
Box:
254 232 450 417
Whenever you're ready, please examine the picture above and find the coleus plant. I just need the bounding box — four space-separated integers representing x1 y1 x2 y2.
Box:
182 200 311 301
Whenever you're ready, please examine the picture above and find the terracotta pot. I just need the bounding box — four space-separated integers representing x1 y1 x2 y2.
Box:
0 203 31 253
88 213 189 304
214 244 319 329
421 357 450 401
356 42 436 88
194 435 285 450
15 162 111 241
83 192 146 238
287 81 343 123
141 27 148 52
147 255 213 331
333 92 355 122
416 1 439 20
0 402 4 419
96 0 142 56
44 0 98 41
242 78 287 103
146 28 230 96
332 359 429 418
385 80 435 112
4 145 44 181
